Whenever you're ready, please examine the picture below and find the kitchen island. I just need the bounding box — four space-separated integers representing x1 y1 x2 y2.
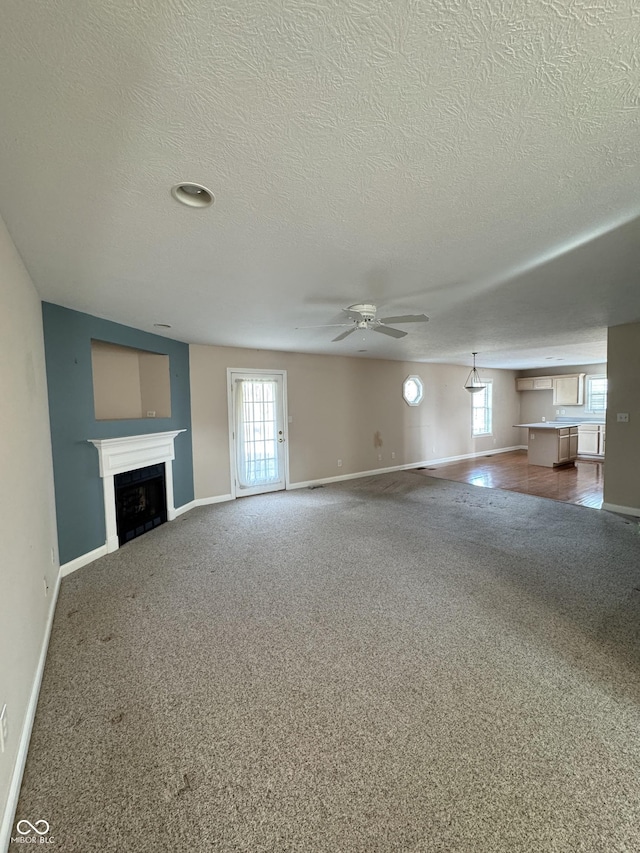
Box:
514 422 579 468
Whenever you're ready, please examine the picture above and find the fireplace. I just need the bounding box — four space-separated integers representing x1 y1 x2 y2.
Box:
115 463 167 545
89 430 185 554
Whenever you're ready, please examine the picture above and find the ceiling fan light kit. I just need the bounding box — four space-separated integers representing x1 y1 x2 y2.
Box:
464 352 486 393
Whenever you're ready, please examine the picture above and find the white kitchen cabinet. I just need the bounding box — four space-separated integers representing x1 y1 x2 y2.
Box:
552 374 585 406
527 426 579 467
578 424 605 457
516 378 535 391
557 428 579 464
515 376 553 391
571 430 579 459
516 373 585 401
533 377 553 389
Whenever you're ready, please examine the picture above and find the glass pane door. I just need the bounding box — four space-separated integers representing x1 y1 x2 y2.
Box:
231 372 286 496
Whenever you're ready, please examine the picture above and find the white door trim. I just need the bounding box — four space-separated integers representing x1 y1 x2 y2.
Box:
226 368 289 499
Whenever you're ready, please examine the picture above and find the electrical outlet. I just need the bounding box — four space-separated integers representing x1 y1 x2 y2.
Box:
146 411 156 418
391 451 395 459
337 459 343 468
377 454 382 461
541 416 546 421
0 704 7 753
617 412 629 423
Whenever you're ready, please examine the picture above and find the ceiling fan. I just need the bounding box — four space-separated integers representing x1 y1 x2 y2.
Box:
300 304 429 342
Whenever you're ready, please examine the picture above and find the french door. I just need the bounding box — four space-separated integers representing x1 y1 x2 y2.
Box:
229 370 288 497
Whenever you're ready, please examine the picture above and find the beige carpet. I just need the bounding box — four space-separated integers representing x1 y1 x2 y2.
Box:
14 472 640 852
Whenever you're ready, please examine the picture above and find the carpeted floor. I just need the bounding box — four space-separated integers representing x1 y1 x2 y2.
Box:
14 472 640 852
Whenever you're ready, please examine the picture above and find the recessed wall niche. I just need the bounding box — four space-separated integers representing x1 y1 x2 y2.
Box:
91 340 171 421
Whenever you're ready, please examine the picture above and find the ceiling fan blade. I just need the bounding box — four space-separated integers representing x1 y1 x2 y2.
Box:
332 327 357 342
379 314 429 324
374 325 407 339
296 323 354 329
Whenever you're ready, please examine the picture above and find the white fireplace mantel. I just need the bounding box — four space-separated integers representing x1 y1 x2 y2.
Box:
89 430 186 553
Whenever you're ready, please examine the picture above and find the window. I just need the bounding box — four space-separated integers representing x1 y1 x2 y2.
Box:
403 375 424 406
471 381 492 436
585 375 607 414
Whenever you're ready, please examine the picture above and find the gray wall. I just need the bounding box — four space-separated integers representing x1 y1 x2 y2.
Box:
42 303 194 565
603 324 640 512
0 217 58 842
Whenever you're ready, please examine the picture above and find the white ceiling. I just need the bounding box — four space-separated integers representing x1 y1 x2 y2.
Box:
1 0 639 369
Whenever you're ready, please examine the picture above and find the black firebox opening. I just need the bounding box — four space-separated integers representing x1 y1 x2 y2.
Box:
115 463 167 546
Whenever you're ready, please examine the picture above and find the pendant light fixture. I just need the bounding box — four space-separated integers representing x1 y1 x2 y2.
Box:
464 352 486 393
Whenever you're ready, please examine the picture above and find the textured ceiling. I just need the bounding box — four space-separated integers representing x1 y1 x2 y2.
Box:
1 0 639 367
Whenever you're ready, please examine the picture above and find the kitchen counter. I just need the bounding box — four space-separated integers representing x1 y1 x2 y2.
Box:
553 417 606 425
514 423 579 467
513 422 580 429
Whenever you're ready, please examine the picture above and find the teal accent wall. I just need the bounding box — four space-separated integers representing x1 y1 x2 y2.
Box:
42 303 194 565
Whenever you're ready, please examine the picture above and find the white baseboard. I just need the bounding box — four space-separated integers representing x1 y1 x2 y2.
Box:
105 534 119 554
416 445 527 468
288 446 527 491
173 499 198 517
0 570 61 852
169 495 236 517
289 465 407 490
59 544 108 577
602 502 640 518
61 449 528 576
58 498 226 577
191 494 234 508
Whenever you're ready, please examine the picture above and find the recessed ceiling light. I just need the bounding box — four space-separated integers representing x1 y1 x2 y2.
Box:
153 323 172 329
171 183 214 208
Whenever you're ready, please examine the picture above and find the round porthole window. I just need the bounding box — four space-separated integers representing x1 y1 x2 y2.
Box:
403 375 423 406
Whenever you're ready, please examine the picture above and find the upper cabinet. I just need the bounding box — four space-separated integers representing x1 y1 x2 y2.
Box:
515 376 553 391
515 378 535 391
552 374 585 406
515 372 585 405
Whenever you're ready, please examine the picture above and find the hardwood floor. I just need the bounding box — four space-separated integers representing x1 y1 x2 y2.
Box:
413 450 604 509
